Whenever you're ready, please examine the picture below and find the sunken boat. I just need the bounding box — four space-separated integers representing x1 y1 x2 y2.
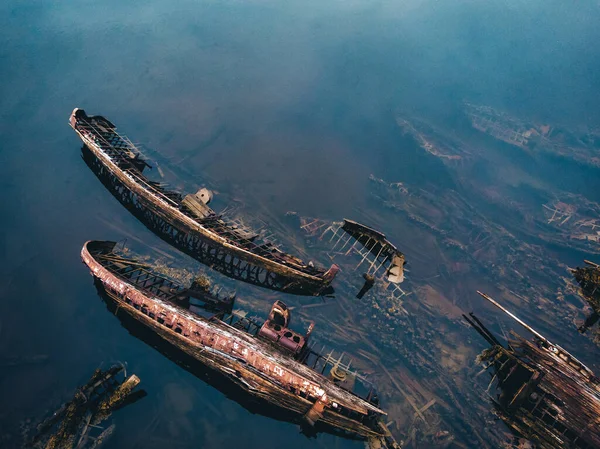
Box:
70 108 338 295
465 292 600 449
28 364 145 449
571 260 600 333
288 214 408 300
81 240 399 447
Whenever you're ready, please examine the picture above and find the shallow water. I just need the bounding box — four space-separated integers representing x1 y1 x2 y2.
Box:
1 1 600 448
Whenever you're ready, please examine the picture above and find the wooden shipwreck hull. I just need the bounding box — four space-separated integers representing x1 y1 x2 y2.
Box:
81 241 398 445
466 293 600 449
70 108 338 295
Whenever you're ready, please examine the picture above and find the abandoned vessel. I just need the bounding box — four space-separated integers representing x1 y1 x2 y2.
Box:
81 240 399 447
465 292 600 449
70 108 338 295
571 260 600 333
28 364 145 449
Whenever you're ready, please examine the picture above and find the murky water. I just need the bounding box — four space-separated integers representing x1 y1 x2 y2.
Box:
1 1 600 448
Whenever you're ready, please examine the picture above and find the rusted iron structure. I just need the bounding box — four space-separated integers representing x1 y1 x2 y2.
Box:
81 240 399 447
465 292 600 449
70 108 338 295
572 260 600 333
29 364 145 449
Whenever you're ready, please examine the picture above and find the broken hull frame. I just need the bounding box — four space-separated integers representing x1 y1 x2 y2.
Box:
81 241 388 439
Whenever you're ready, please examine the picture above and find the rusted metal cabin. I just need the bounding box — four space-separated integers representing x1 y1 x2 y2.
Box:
70 108 338 295
466 293 600 449
81 240 399 447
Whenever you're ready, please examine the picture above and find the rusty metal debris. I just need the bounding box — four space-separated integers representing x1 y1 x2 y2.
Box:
81 240 400 448
70 109 338 296
28 364 145 449
465 292 600 449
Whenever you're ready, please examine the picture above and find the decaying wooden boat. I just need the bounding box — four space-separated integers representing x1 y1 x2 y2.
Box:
288 213 409 301
81 240 399 447
465 292 600 449
339 219 406 284
571 260 600 333
28 364 145 449
70 108 338 295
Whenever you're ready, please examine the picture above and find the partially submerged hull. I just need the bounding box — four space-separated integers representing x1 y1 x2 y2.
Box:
466 292 600 449
71 108 338 295
28 364 145 449
81 241 396 443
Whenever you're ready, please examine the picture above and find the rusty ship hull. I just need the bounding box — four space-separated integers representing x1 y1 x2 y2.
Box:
81 241 392 441
71 108 337 295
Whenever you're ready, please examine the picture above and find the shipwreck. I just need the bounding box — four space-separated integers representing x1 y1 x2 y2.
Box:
288 214 408 301
465 292 600 449
293 216 406 283
572 260 600 333
81 240 399 448
70 108 338 295
28 364 145 449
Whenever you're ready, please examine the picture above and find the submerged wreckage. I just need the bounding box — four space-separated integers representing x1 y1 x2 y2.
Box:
288 214 408 301
465 292 600 449
70 109 338 295
28 364 145 449
81 240 399 448
572 260 600 334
